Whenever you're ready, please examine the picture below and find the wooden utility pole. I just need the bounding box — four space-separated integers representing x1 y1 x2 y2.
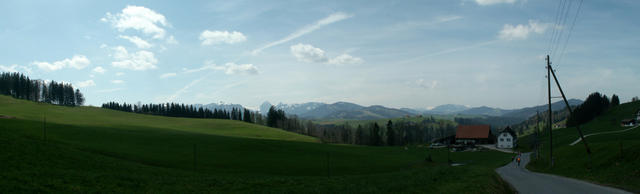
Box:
548 62 591 155
547 55 553 167
545 55 592 168
536 111 540 160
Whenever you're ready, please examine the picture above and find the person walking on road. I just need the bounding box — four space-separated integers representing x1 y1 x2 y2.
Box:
517 156 521 167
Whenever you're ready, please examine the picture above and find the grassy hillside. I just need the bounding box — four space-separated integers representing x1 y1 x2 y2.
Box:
521 100 640 192
0 95 514 193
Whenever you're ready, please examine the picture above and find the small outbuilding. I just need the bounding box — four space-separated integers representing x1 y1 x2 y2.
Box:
455 125 492 145
496 126 517 149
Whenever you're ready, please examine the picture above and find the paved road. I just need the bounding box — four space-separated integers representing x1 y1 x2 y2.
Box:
496 153 631 194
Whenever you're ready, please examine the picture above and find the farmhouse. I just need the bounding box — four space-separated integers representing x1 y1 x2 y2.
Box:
455 125 492 145
496 126 517 149
621 119 636 127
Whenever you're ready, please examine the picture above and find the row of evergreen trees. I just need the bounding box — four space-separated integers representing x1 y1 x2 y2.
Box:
309 118 457 146
101 102 261 123
0 72 84 106
100 101 457 146
566 92 619 127
265 106 457 146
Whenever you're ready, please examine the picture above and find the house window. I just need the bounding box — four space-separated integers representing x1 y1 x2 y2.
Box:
500 138 504 142
506 138 511 142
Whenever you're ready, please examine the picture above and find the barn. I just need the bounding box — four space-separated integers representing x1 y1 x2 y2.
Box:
455 125 493 145
496 126 517 149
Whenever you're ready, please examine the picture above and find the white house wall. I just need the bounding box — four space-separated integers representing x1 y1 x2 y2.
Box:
497 132 516 149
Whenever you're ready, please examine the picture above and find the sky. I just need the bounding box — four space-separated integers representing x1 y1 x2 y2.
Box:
1 0 639 110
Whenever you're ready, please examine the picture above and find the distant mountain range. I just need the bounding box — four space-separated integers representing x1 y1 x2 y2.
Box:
260 101 413 120
195 99 584 121
414 99 583 119
194 102 245 112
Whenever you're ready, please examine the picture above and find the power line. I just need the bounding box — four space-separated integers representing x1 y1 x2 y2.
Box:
547 0 567 54
556 0 584 66
551 0 575 59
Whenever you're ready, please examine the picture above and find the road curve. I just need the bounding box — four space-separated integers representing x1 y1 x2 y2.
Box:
570 125 639 146
496 153 631 194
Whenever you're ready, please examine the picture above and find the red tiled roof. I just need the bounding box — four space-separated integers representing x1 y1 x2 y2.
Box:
455 125 491 139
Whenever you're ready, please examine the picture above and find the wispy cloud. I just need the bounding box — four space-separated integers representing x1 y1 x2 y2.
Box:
475 0 517 6
183 62 259 75
252 12 352 55
413 79 438 89
76 80 96 88
199 30 247 45
111 80 125 84
119 35 153 49
498 20 551 40
166 75 207 102
290 43 363 65
92 66 106 74
159 72 177 78
0 64 32 74
397 40 499 65
392 15 463 31
110 46 158 70
32 55 91 71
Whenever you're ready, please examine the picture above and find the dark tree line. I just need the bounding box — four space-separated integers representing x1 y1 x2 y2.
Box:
566 92 619 127
0 72 84 106
101 101 260 123
100 102 457 146
264 107 458 146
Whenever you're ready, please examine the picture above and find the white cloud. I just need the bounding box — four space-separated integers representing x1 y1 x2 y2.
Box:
223 63 258 75
111 46 158 70
102 5 169 39
100 44 108 49
0 64 32 73
32 55 91 71
160 72 176 78
290 43 328 63
183 62 258 75
111 80 125 84
119 35 152 49
328 54 364 65
92 66 106 74
116 72 125 76
252 12 352 54
475 0 516 6
199 30 246 45
415 79 438 89
499 20 551 40
76 80 96 88
290 43 363 65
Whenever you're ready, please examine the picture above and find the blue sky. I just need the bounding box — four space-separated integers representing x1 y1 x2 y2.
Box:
1 0 638 110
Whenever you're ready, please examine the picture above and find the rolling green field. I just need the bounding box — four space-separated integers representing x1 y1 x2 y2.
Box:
521 100 640 192
0 95 514 193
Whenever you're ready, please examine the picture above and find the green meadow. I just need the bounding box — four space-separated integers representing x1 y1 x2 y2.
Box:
0 95 514 193
522 100 640 192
